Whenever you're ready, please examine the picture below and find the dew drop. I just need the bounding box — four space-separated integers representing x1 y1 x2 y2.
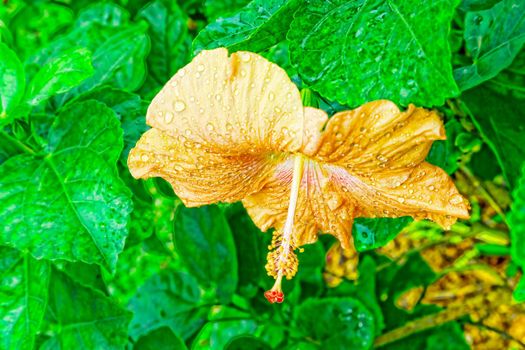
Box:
174 101 186 112
164 112 174 124
268 92 275 101
206 123 214 131
197 64 205 72
274 107 282 113
398 197 405 203
215 94 222 101
428 185 435 191
141 154 149 162
240 52 251 62
449 194 463 205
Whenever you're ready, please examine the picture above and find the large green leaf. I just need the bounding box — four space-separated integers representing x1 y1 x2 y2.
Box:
138 0 190 86
24 47 94 107
0 42 24 125
0 101 132 270
295 297 375 350
353 217 413 252
0 246 50 350
174 206 238 303
488 48 525 99
193 0 301 54
454 0 525 91
461 85 525 189
128 271 208 341
288 0 460 107
39 268 131 350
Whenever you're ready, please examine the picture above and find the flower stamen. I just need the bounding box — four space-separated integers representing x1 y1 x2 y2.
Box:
264 155 304 303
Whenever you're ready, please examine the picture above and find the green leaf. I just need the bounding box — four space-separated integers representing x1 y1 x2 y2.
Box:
488 48 525 99
461 85 525 188
0 42 24 124
295 297 375 350
70 86 148 164
193 0 301 54
353 217 413 252
74 2 129 28
328 256 385 335
134 327 188 350
226 204 264 295
138 0 191 86
459 0 501 11
288 0 460 107
454 0 525 91
71 23 149 96
426 119 464 175
0 246 50 350
204 0 251 21
9 2 73 59
192 307 257 350
0 101 132 271
128 271 208 341
39 268 131 350
174 206 238 303
509 163 525 269
225 336 271 350
25 47 94 107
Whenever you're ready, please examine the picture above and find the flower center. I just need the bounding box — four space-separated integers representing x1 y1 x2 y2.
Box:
264 154 304 303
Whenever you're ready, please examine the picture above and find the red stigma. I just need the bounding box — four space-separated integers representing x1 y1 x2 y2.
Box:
264 289 284 304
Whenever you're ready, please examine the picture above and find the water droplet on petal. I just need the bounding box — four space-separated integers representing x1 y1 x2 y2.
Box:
174 101 186 112
206 123 214 131
240 53 251 62
197 64 205 72
141 154 149 162
428 185 435 191
215 94 222 101
398 197 405 203
449 194 463 205
164 112 174 124
268 92 275 101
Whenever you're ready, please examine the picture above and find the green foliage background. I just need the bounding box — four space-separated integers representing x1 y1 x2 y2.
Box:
0 0 524 349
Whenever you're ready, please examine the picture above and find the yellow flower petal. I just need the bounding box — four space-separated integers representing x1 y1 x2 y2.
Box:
244 101 469 254
128 48 304 206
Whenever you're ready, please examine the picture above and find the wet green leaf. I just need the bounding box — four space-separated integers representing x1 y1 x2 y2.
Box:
295 297 375 350
0 101 132 271
139 0 191 88
454 0 525 91
193 0 301 54
174 206 238 303
128 271 207 341
0 42 24 124
0 247 50 350
353 217 413 252
39 268 131 350
25 47 94 107
462 85 525 188
288 0 460 107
